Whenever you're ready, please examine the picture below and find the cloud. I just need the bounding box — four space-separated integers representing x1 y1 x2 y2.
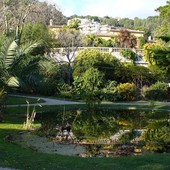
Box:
52 0 167 19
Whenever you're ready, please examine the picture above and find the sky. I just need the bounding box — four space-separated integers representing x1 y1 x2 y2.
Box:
47 0 167 19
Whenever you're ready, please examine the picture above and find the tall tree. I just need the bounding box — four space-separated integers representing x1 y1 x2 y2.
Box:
119 18 134 29
21 22 53 52
51 27 83 85
155 0 170 37
0 0 66 43
143 1 170 79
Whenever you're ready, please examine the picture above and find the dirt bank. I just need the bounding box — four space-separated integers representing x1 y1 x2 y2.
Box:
12 132 86 156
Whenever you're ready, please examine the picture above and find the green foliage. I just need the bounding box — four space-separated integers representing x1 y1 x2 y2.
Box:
100 16 119 26
123 65 151 88
119 18 134 29
73 114 118 140
152 47 170 78
119 129 136 143
0 88 5 104
1 117 170 170
73 68 103 108
143 2 170 79
73 49 121 81
138 37 146 48
102 80 119 102
56 26 83 48
83 34 96 46
143 120 170 152
0 38 18 85
0 37 61 95
144 82 168 101
117 83 139 101
95 37 113 47
59 83 73 99
0 34 8 49
21 22 53 50
67 18 81 30
120 49 137 64
156 0 170 36
0 88 5 122
143 42 166 65
83 34 119 47
148 65 166 83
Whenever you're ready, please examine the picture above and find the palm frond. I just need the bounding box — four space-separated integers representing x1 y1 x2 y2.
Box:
0 38 18 70
19 40 43 56
7 76 20 87
5 40 18 69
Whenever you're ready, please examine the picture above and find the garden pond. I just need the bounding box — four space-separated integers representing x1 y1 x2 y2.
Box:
33 108 170 157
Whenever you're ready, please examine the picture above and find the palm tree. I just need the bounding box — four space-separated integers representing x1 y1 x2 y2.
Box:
0 38 59 95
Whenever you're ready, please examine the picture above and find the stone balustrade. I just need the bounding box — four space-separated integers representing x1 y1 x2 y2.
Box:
50 47 148 66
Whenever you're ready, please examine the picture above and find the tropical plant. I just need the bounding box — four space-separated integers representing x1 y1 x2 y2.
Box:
0 38 60 95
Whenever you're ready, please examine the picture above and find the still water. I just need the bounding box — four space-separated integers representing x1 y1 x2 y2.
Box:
36 109 169 156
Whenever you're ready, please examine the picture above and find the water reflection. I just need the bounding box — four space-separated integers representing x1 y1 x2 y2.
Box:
36 109 169 156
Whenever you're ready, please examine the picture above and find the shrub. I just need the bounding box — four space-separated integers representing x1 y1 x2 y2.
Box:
73 68 104 108
102 80 119 102
117 83 139 101
144 82 168 101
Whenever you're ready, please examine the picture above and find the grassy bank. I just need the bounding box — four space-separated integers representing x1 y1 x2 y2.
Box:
0 124 170 170
0 96 170 170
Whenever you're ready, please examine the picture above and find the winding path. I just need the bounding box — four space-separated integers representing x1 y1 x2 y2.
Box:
7 94 170 107
7 94 84 107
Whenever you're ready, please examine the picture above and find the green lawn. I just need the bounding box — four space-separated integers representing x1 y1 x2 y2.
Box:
0 96 170 170
5 95 45 105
